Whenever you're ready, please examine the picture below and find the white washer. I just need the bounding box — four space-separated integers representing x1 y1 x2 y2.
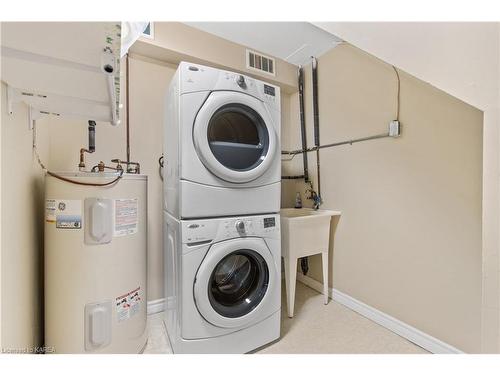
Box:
163 211 281 353
164 62 281 219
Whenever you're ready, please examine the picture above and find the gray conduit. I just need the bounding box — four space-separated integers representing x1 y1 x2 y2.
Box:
311 57 321 205
298 65 309 182
282 65 310 181
299 57 321 276
281 131 396 156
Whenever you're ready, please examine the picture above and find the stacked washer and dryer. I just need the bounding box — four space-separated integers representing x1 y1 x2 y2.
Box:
163 62 282 353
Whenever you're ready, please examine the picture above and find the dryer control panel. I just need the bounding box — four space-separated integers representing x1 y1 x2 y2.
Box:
178 61 280 110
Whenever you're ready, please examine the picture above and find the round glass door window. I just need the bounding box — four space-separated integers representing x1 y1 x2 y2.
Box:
207 104 270 171
208 249 269 318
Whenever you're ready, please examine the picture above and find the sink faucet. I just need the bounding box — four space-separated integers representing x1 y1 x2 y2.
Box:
305 182 322 210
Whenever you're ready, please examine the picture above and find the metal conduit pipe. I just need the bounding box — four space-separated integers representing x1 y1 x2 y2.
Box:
311 56 321 202
299 57 322 276
298 65 309 182
281 65 310 181
126 53 131 166
281 131 395 155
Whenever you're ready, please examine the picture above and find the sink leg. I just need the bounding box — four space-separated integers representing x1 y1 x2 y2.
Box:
284 256 297 318
322 251 329 305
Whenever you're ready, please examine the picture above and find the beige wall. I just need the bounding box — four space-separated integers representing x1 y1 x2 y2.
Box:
282 44 483 353
1 82 50 350
128 57 175 300
314 23 500 352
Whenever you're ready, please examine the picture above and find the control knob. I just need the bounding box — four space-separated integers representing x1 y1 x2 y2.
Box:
235 220 245 232
236 75 246 88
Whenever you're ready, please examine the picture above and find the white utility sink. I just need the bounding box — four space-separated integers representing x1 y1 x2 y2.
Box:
280 208 341 260
280 208 341 317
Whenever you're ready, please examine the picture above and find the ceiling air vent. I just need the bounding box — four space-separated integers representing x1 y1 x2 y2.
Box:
246 50 275 76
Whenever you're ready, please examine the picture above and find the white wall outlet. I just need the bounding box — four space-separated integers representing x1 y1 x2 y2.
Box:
389 120 401 137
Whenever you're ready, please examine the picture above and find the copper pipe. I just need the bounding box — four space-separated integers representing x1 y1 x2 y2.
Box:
126 53 131 165
78 148 94 171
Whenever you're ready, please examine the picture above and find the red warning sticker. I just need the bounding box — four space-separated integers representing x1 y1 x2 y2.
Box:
115 286 141 322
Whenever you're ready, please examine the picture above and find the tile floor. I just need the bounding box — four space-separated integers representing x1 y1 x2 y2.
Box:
143 281 428 354
144 311 173 354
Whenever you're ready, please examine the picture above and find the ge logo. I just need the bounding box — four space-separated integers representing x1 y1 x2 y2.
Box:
58 202 66 211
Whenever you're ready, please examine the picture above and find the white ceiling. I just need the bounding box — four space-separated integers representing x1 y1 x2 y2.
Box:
184 22 343 66
313 22 499 111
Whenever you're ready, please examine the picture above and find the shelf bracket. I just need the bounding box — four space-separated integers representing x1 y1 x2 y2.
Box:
28 106 44 130
6 84 20 116
6 84 48 129
3 43 121 126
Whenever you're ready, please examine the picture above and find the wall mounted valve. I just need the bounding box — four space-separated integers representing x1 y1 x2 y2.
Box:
111 159 140 174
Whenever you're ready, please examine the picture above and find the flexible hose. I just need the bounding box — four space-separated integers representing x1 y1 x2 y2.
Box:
46 169 123 187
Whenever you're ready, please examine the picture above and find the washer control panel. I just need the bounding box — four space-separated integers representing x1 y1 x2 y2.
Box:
222 218 255 238
181 214 280 245
220 215 278 239
263 217 276 228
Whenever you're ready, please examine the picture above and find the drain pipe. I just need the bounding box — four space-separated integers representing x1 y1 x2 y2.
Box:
298 65 309 182
300 57 322 276
282 65 310 181
78 120 96 171
113 53 141 174
126 53 131 166
311 56 321 204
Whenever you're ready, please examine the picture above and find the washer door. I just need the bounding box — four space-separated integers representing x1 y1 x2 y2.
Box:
194 237 277 328
193 91 277 183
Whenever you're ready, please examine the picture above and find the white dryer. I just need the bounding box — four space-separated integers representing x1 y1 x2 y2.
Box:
163 212 281 353
164 62 281 219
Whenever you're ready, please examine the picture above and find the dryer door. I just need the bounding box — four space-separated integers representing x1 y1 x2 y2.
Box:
193 91 277 183
193 237 278 329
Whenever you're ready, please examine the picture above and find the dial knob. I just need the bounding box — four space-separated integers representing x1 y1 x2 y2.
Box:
236 75 246 88
235 220 245 232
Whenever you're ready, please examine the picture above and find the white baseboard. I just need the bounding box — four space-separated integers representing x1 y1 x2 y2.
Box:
147 298 165 315
296 273 463 354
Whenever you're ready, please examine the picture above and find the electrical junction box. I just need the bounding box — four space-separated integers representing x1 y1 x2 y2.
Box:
389 120 401 137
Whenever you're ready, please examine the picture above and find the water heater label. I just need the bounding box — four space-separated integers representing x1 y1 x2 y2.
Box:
46 199 82 229
114 198 138 237
115 286 141 322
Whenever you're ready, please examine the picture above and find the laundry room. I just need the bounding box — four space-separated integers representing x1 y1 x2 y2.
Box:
1 12 499 368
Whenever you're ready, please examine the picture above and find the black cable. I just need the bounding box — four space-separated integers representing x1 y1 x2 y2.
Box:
392 65 401 121
159 155 164 181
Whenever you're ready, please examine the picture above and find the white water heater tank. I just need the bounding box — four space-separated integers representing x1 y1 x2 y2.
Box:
44 172 147 353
